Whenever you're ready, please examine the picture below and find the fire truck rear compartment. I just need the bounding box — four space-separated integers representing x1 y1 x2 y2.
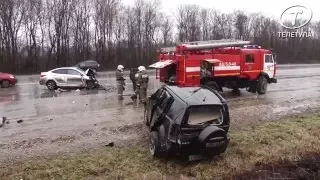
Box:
164 63 177 84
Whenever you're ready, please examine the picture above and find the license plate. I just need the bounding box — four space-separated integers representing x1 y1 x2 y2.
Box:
189 155 203 161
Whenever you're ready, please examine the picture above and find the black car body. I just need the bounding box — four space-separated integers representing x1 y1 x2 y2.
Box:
75 60 100 71
144 85 230 159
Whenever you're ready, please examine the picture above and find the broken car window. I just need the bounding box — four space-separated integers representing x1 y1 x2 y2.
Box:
167 99 185 121
159 92 171 110
188 105 222 125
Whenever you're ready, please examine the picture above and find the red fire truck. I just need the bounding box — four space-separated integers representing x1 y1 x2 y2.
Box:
148 39 277 94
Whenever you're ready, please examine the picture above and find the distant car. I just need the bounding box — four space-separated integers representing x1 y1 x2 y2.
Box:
0 72 17 88
75 60 100 71
39 67 97 90
144 85 230 160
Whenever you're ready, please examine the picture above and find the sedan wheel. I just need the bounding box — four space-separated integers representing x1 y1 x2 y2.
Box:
86 80 95 89
1 80 10 88
46 81 57 90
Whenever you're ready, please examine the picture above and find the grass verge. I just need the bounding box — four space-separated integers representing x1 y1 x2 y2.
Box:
1 114 320 180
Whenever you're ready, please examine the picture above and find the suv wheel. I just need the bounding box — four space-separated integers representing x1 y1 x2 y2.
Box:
144 108 149 126
46 80 57 90
149 131 162 157
1 80 10 88
198 126 228 156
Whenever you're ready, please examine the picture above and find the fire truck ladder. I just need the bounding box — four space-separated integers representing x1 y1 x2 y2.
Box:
160 39 251 53
183 40 251 50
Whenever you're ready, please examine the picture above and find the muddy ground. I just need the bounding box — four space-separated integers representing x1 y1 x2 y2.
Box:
233 153 320 180
1 64 320 164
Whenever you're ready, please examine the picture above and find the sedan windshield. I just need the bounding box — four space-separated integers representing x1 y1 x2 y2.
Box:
75 67 86 73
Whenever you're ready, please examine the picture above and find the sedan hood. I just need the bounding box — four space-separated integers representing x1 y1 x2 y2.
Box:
0 72 14 77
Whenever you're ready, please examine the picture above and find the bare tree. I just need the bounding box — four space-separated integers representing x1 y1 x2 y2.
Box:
0 0 26 71
94 0 120 67
1 1 320 73
234 10 248 40
72 0 92 64
160 14 173 46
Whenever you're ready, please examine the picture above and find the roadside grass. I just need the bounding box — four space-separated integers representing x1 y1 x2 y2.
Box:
1 114 320 180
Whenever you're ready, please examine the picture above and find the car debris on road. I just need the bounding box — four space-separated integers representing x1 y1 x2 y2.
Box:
17 120 24 124
0 117 7 128
104 142 115 147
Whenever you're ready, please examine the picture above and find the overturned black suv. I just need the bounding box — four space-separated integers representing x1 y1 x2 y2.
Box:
144 85 230 159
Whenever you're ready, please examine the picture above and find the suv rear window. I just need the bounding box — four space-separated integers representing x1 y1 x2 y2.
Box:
187 105 222 125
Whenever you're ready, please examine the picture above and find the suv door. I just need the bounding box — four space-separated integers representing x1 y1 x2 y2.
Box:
66 69 85 87
150 91 172 128
146 88 164 125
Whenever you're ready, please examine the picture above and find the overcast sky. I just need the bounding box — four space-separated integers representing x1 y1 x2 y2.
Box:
122 0 320 21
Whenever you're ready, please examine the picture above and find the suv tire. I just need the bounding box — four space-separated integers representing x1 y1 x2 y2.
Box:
198 126 228 156
144 108 149 126
149 131 162 157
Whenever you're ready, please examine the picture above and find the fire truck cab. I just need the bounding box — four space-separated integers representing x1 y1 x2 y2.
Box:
149 39 277 94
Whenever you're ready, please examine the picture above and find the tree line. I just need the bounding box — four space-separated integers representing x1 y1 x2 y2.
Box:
0 0 319 74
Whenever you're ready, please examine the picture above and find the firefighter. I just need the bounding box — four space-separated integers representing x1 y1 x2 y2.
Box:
136 66 149 104
129 68 138 91
130 69 140 102
115 65 125 100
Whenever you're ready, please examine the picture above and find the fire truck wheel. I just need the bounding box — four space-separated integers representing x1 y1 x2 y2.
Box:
204 81 219 91
257 76 268 94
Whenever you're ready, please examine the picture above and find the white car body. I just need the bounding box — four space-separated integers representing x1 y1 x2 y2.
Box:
39 67 91 89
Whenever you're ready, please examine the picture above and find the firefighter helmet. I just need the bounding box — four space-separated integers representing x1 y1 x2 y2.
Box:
117 65 124 71
138 66 146 72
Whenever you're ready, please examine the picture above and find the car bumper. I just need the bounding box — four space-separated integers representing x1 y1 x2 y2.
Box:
169 137 230 156
268 78 277 83
10 78 17 85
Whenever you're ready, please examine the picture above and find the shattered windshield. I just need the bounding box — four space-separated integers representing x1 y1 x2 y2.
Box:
187 105 222 125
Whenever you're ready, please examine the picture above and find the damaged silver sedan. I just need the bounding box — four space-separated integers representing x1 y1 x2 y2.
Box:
39 67 99 90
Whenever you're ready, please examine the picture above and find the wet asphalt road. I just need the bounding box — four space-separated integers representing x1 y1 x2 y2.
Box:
1 64 320 163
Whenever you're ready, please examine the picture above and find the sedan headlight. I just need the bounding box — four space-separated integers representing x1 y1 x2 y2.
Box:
9 75 14 79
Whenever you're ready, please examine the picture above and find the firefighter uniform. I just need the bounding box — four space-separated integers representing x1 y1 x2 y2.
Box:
116 65 125 100
130 70 139 102
129 68 138 91
136 66 149 104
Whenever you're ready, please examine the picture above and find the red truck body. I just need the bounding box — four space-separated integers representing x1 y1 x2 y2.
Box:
149 39 277 94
